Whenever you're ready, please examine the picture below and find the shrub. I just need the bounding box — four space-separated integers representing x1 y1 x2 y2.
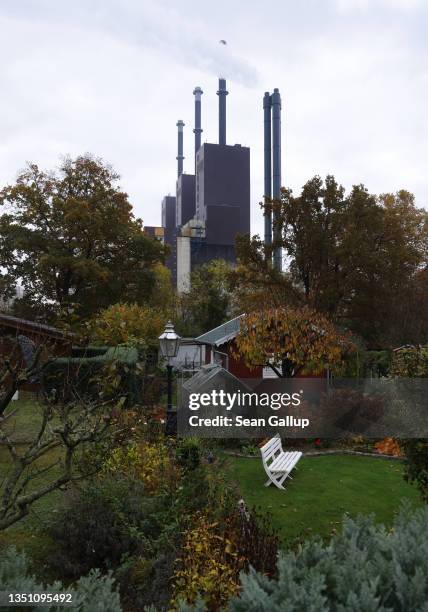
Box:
175 463 237 522
402 439 428 503
363 350 392 377
374 437 403 457
173 502 279 611
119 550 178 611
239 442 259 456
172 512 240 610
228 504 428 611
103 440 180 494
390 345 428 377
176 438 202 470
46 476 165 579
114 459 231 611
0 547 121 612
225 502 279 578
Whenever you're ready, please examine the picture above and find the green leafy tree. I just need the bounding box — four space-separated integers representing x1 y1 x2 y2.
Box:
0 155 167 321
388 267 428 346
237 176 427 346
231 234 301 314
391 345 428 503
179 260 233 336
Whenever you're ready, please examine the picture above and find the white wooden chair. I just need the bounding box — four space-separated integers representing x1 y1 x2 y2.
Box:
260 434 302 490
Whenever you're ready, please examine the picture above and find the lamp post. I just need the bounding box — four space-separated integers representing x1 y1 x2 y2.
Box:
159 321 181 436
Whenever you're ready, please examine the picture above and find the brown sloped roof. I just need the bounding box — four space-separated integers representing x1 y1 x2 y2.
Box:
0 312 69 340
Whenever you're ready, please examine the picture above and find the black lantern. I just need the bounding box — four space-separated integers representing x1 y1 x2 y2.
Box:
159 321 181 360
158 321 181 435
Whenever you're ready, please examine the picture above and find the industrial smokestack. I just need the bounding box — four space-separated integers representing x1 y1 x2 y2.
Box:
176 120 185 177
263 91 272 247
271 88 282 271
193 86 203 171
217 78 228 145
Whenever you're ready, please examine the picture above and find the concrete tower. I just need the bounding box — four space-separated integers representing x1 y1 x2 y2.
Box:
193 86 203 171
176 120 185 177
217 78 228 145
263 91 272 247
271 88 282 272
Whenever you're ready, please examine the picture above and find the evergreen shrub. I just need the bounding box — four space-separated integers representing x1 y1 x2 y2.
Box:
232 504 428 611
0 547 121 612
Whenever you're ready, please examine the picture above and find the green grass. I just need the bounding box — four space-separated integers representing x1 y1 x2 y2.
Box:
227 455 422 546
2 398 49 441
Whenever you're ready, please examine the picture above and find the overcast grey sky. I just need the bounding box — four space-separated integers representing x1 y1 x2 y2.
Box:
0 0 427 237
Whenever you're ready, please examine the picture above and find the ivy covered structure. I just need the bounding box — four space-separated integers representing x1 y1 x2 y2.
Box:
42 345 141 406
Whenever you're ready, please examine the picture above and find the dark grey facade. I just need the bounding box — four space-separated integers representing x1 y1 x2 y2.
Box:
196 142 250 253
162 195 176 229
161 195 177 283
176 174 196 227
191 242 236 266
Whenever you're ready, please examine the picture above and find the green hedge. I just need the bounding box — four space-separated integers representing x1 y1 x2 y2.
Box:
343 349 392 378
364 350 391 377
42 345 140 406
71 346 111 358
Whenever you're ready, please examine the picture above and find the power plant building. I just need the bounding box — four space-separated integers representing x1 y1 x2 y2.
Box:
159 77 251 291
176 174 195 227
146 75 283 294
196 142 250 244
155 77 283 289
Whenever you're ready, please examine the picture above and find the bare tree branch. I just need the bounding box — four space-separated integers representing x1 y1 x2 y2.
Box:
0 339 120 531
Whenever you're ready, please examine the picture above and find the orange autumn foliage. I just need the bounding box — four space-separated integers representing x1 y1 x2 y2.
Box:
233 305 354 377
374 437 403 457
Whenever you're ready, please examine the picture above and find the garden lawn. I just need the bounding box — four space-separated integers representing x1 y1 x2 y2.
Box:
227 455 423 546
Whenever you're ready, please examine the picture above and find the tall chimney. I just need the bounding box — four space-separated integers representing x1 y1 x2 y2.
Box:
176 120 185 177
263 91 272 247
217 78 228 146
271 88 282 271
193 86 203 171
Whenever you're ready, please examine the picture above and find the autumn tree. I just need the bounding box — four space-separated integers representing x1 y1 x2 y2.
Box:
179 260 233 336
88 302 167 348
231 235 301 314
395 267 428 346
234 305 354 377
0 155 167 322
236 176 427 346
